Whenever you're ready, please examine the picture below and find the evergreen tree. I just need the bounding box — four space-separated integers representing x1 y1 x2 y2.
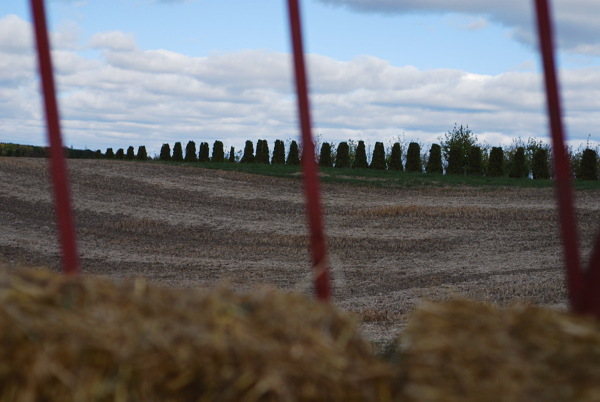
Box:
126 146 135 160
94 150 102 159
286 141 300 165
255 139 270 164
335 142 350 168
389 143 403 171
509 147 527 178
212 140 225 163
105 148 115 159
241 140 255 164
185 141 197 162
272 140 286 164
353 141 368 169
370 142 386 170
172 142 184 162
579 148 598 180
115 148 124 159
467 146 482 176
319 143 333 167
198 142 210 162
405 142 422 173
426 144 443 174
137 146 148 160
446 146 462 175
488 147 504 177
159 143 171 161
228 146 235 163
532 148 550 179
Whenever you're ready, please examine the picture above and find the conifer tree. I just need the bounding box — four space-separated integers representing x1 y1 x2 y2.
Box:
446 146 462 175
255 139 270 164
126 146 135 160
212 140 225 163
579 148 598 180
532 148 550 179
172 142 184 162
228 146 235 163
115 148 124 159
137 146 148 160
159 144 171 161
389 143 403 171
198 142 210 162
467 146 482 176
94 150 102 159
488 147 504 177
509 147 527 178
426 144 442 174
185 141 197 162
335 142 350 168
272 140 285 164
405 142 422 173
319 143 333 167
353 141 368 169
370 142 386 170
105 148 115 159
287 141 300 165
241 140 255 163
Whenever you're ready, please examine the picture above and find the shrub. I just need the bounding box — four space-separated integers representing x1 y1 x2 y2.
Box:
185 141 197 162
532 148 550 179
488 147 504 177
272 140 285 164
319 143 333 167
287 141 300 165
255 140 270 164
509 147 527 178
105 148 115 159
228 146 235 163
126 146 135 160
335 142 350 168
405 142 422 173
467 146 482 176
159 144 171 161
241 140 255 164
425 144 442 174
370 142 386 170
212 141 225 163
172 142 183 162
137 146 147 161
440 124 477 173
578 149 598 180
198 142 210 162
353 141 368 169
94 150 102 159
115 148 124 159
446 146 462 175
388 143 403 171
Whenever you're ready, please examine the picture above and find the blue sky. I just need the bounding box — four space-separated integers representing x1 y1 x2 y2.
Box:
1 0 599 156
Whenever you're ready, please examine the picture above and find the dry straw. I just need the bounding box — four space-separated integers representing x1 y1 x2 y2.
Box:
0 268 396 402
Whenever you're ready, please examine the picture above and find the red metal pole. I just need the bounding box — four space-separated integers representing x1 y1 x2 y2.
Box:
286 0 331 301
534 0 582 311
30 0 80 274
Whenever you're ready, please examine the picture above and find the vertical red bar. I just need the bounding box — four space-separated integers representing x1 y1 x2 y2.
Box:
534 0 582 311
286 0 331 301
30 0 80 274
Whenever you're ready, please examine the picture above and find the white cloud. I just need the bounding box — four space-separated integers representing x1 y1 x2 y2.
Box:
462 17 488 31
316 0 600 57
89 31 137 51
0 14 598 155
0 14 33 54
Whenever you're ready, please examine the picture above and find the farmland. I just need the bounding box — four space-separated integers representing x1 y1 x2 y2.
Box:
1 157 599 341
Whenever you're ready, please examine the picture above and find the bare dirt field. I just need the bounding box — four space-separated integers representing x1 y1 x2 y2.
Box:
1 157 599 342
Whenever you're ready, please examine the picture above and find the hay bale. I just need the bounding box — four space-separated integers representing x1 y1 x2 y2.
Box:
0 268 395 401
400 299 600 402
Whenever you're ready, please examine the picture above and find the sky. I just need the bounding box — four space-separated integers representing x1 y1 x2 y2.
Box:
1 0 600 157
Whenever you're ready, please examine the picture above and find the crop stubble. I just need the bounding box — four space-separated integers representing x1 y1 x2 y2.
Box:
1 158 599 341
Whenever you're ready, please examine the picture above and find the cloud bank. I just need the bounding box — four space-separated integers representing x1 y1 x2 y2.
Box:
1 14 599 155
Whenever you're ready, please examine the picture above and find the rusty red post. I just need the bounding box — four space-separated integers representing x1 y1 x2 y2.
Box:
30 0 80 274
286 0 331 301
534 0 583 311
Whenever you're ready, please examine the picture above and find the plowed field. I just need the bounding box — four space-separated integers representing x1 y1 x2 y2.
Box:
2 157 599 341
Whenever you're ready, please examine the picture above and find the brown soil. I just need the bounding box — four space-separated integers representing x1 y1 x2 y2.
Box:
1 158 599 342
